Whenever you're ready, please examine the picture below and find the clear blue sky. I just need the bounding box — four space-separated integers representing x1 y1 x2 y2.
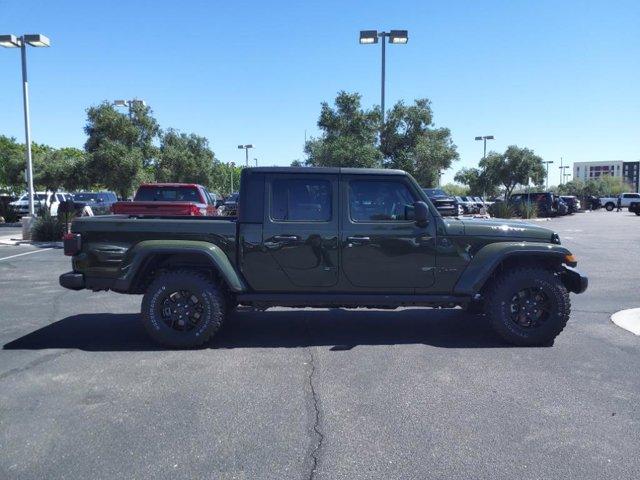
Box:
1 0 638 185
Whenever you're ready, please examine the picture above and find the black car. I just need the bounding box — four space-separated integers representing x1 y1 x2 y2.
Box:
560 196 580 214
422 188 458 216
220 192 239 216
70 191 118 215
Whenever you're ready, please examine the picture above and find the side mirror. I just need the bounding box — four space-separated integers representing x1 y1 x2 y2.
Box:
413 201 429 227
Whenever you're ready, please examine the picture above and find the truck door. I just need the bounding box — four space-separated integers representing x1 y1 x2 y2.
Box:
340 175 436 291
261 173 339 290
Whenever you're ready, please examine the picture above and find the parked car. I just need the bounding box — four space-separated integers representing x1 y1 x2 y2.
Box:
61 166 588 348
70 191 118 216
629 201 640 216
509 192 560 217
218 192 239 216
111 183 219 217
9 191 71 216
600 193 640 211
455 196 475 214
422 188 459 216
560 196 581 214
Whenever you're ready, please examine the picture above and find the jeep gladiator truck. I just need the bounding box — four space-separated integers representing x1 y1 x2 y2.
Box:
60 167 588 347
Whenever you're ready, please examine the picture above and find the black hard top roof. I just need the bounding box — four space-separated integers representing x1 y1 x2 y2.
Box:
244 166 408 176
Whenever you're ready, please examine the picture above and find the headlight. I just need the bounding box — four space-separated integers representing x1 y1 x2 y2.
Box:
551 233 561 244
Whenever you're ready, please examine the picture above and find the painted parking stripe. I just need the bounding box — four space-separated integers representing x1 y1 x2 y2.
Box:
611 308 640 336
0 248 54 261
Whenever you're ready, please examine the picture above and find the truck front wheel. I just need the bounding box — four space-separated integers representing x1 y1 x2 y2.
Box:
141 270 225 348
605 203 615 211
484 267 570 346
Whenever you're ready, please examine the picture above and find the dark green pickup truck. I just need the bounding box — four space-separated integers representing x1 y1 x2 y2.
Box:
61 167 587 347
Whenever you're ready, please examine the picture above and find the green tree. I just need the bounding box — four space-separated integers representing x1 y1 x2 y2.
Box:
0 135 23 191
84 101 160 198
454 167 499 197
441 183 469 196
381 99 459 187
156 129 216 185
304 91 382 168
35 147 87 192
480 146 545 200
210 162 243 196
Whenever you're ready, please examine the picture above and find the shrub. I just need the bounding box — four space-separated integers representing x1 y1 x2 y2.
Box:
0 199 20 223
520 201 538 219
31 211 66 241
489 201 514 219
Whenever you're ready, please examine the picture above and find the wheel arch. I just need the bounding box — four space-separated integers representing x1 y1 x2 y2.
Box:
453 242 572 296
119 240 247 294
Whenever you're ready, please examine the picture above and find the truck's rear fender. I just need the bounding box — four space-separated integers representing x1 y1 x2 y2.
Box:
453 242 575 296
119 240 247 294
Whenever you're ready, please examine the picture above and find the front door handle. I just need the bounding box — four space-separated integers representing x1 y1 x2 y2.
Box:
272 235 299 242
346 236 371 244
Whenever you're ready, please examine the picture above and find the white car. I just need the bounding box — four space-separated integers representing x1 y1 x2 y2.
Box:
10 191 71 217
600 192 640 211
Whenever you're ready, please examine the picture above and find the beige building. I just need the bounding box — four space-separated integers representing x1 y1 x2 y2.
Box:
573 161 639 192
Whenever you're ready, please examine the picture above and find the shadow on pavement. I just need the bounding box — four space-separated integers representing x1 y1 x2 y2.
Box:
3 308 512 352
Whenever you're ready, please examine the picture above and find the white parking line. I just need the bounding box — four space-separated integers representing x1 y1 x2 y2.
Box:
611 308 640 336
0 248 54 261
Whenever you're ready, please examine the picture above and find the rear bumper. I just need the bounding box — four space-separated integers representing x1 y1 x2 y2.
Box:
561 266 588 294
59 272 85 290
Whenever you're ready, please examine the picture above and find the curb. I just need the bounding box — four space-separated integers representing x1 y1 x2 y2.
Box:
611 308 640 336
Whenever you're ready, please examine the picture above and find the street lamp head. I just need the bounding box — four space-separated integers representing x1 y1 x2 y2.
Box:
485 135 494 140
246 144 253 149
359 30 378 44
23 34 50 47
474 136 483 141
0 34 20 48
237 145 244 149
389 30 408 44
114 100 128 107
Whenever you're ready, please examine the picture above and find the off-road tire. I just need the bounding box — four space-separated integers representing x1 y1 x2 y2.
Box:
605 203 615 211
484 267 570 346
141 270 225 348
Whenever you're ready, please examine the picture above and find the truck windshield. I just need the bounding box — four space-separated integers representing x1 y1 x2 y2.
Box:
134 186 201 202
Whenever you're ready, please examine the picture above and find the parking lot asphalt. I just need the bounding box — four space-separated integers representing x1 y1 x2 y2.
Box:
1 211 639 480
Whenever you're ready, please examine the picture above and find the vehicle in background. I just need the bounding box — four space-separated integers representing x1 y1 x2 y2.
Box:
456 196 476 214
629 202 640 216
600 193 640 211
472 196 488 215
509 192 560 217
422 188 458 216
560 196 581 214
60 166 588 348
70 191 118 216
585 195 601 210
556 197 569 215
111 183 219 217
9 191 71 216
218 192 239 216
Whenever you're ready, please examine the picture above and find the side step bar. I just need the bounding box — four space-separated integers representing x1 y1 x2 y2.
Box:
236 293 471 309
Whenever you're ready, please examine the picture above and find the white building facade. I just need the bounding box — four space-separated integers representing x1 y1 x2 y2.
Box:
573 160 639 192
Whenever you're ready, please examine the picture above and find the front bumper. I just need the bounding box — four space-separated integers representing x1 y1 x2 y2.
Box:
59 271 85 290
561 266 588 294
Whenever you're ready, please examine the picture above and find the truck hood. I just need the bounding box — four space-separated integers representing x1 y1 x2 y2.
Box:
455 217 555 242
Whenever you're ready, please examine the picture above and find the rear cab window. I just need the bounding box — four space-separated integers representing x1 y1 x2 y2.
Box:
134 186 202 203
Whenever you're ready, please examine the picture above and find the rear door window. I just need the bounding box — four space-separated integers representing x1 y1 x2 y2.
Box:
271 178 332 222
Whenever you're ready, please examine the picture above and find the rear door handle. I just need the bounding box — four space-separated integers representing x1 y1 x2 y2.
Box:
346 236 371 244
272 235 300 242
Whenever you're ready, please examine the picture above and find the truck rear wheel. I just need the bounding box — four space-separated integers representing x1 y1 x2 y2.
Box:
605 203 615 211
141 270 225 348
484 267 570 346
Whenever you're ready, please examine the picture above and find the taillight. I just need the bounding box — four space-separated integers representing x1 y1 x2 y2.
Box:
188 204 205 216
63 233 81 256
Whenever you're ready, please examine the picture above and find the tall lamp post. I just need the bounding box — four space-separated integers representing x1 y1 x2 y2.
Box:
237 144 253 167
542 160 554 189
475 135 494 200
114 99 146 118
359 30 408 126
1 33 50 217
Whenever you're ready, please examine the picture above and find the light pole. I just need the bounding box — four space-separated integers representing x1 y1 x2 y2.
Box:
543 160 554 190
474 135 494 159
237 144 253 167
558 157 570 185
254 158 258 167
475 135 494 200
359 30 408 126
229 162 235 193
114 99 146 118
1 33 50 216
